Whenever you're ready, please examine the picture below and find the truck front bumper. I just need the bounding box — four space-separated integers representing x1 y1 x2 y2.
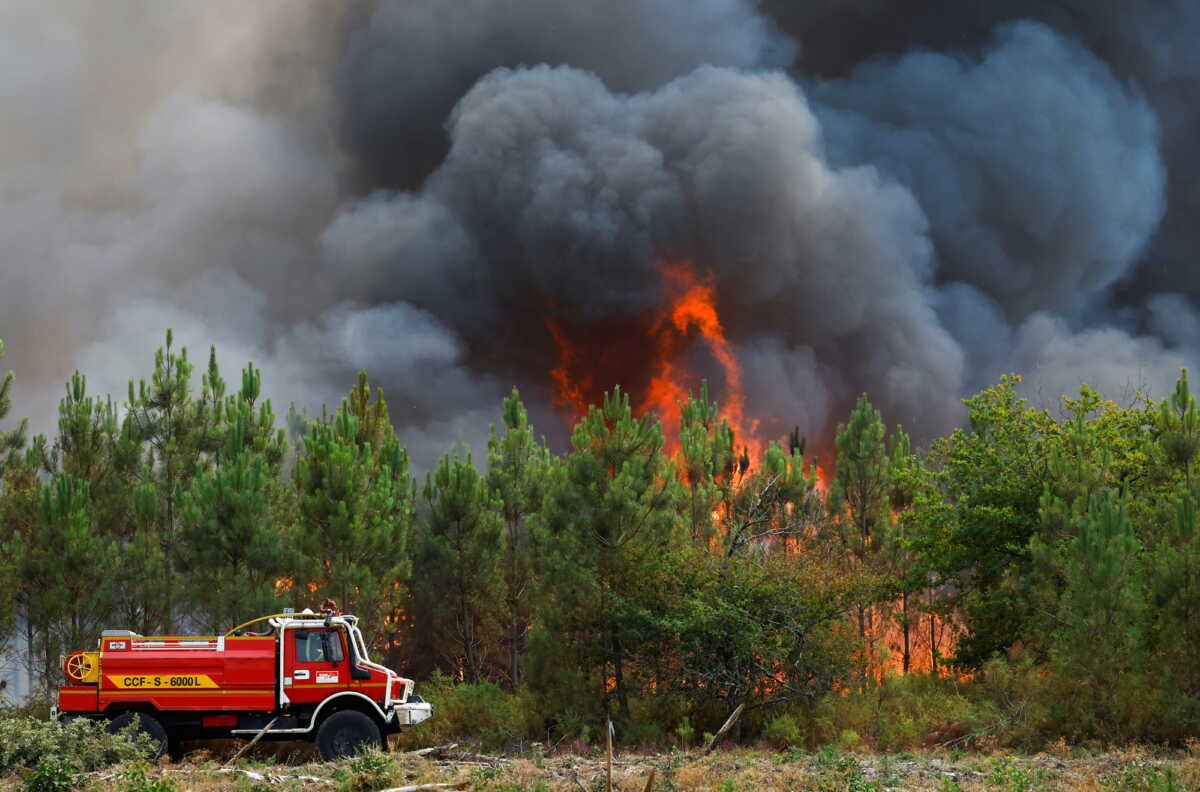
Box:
392 699 433 727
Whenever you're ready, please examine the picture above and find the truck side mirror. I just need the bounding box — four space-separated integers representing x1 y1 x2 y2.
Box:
321 632 338 666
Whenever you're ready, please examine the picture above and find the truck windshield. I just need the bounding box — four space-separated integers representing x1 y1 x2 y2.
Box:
295 629 344 663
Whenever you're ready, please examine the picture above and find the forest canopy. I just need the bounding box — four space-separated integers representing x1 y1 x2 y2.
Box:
2 333 1198 749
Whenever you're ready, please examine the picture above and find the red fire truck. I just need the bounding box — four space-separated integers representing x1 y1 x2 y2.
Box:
53 608 432 760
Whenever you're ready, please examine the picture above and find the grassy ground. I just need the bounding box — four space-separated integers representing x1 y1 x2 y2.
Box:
3 744 1198 792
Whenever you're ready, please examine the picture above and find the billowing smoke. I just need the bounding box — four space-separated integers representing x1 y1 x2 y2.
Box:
1 0 1196 466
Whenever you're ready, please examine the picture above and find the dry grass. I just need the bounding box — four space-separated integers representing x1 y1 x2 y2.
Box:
2 745 1198 791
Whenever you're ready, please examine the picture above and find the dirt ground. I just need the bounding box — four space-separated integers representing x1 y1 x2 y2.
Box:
4 743 1200 791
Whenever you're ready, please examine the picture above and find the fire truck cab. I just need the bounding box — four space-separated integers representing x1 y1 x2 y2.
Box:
54 610 432 760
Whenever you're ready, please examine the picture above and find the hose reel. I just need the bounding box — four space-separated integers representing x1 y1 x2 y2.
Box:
63 651 100 684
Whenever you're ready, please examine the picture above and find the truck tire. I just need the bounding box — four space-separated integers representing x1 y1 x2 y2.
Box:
107 712 170 760
316 710 381 760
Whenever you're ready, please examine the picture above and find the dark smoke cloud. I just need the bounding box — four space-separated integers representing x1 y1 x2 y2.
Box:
813 22 1164 321
767 0 1200 395
329 64 965 441
336 0 795 188
1 0 1197 466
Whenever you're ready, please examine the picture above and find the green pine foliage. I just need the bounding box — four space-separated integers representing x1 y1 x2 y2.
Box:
1039 489 1146 735
529 387 682 726
293 371 414 659
0 339 27 649
486 389 549 689
14 476 115 694
0 339 27 467
413 452 503 682
830 394 891 561
9 333 1200 747
678 381 736 544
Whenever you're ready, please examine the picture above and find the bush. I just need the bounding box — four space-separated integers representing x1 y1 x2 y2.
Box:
22 756 79 792
802 674 981 751
118 763 178 792
393 673 539 752
622 720 665 750
763 714 801 749
334 748 397 792
0 712 153 774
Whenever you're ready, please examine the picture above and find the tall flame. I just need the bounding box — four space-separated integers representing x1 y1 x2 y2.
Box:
546 261 762 464
545 312 590 424
644 262 760 461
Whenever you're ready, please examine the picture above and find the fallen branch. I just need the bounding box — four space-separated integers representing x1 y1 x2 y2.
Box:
224 716 278 766
448 750 508 763
704 702 745 754
377 783 469 792
405 743 459 758
214 767 333 785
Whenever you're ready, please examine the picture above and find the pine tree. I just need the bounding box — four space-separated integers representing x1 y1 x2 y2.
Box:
877 426 923 675
829 395 892 665
1040 387 1113 539
293 372 413 657
830 394 891 561
0 339 31 664
1158 369 1200 487
531 388 681 726
678 381 736 545
414 453 503 681
179 362 292 633
724 442 815 558
1145 490 1200 700
11 476 115 690
486 389 549 688
1047 489 1145 730
50 372 147 552
124 330 215 632
0 340 27 467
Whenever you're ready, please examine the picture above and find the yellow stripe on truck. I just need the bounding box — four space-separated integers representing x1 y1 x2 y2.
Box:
104 674 219 689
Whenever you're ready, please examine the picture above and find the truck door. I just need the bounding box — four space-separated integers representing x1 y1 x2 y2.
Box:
283 627 347 705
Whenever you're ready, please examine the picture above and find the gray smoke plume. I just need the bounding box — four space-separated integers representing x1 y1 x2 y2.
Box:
1 0 1196 466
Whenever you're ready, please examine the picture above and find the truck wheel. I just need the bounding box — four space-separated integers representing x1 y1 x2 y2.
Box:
107 712 170 760
316 710 381 760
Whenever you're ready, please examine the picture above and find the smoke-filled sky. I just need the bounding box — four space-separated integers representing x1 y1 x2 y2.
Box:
2 0 1197 465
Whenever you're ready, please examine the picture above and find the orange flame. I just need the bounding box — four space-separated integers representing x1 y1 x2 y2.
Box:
546 314 590 423
813 464 830 493
858 601 967 681
545 261 781 469
642 262 761 462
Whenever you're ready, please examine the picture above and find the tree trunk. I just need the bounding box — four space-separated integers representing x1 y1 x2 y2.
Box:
507 518 520 689
611 631 631 724
928 592 938 676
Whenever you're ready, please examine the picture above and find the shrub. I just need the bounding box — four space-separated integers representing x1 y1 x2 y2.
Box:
763 715 801 749
1106 764 1186 792
118 763 178 792
334 748 397 792
803 674 981 750
0 713 153 774
622 720 665 750
392 673 539 752
675 716 695 750
22 756 79 792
